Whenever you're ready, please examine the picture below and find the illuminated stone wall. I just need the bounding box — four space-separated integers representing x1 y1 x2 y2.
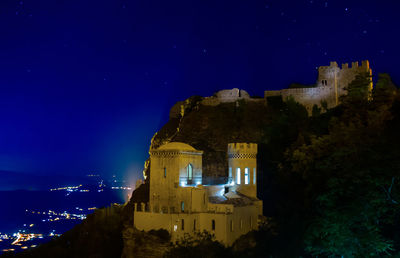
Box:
265 60 372 114
134 201 262 246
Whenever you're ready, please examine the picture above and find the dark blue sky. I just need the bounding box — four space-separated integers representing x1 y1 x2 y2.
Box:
0 0 399 181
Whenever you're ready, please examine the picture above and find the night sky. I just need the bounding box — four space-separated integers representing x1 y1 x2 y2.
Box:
0 0 399 182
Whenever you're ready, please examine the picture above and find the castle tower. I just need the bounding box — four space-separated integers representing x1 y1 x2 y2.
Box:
149 142 203 213
228 143 257 198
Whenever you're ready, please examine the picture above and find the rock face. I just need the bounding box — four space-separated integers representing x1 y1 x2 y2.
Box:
149 98 270 180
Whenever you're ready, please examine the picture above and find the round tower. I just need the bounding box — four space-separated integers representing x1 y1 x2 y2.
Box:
228 143 257 198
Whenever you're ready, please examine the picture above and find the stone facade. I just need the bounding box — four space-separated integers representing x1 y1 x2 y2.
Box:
133 142 263 246
265 60 372 113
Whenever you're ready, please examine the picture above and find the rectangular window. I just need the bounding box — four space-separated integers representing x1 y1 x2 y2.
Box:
253 168 256 185
181 219 184 231
228 167 232 178
194 219 196 231
164 167 167 178
230 220 234 232
236 168 241 184
245 168 249 184
181 201 184 212
212 219 215 230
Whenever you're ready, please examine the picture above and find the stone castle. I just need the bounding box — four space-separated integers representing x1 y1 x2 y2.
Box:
265 60 372 112
134 142 263 246
170 60 372 117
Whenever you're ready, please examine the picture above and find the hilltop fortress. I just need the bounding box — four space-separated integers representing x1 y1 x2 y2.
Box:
265 60 372 112
170 60 372 117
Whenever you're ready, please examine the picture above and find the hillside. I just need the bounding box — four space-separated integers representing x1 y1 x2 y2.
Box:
10 73 400 257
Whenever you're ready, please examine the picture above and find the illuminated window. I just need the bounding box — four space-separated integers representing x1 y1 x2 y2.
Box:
244 168 249 184
212 219 215 230
173 225 177 232
236 168 241 184
164 167 167 178
228 167 232 178
253 168 256 185
181 201 184 212
181 219 184 231
187 164 193 183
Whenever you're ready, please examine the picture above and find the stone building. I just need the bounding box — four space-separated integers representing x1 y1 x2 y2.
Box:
265 60 372 113
134 142 263 246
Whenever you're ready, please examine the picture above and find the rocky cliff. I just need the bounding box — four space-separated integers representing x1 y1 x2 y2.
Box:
14 94 310 258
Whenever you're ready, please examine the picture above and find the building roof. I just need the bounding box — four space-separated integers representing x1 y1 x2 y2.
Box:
157 142 198 152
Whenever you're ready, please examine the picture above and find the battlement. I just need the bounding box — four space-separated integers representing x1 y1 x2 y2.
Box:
318 60 370 72
228 143 258 155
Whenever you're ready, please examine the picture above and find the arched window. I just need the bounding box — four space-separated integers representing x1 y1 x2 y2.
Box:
236 168 241 184
187 164 193 181
244 168 249 184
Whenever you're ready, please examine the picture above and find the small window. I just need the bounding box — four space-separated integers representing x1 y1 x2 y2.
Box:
236 168 241 184
194 219 196 231
228 167 232 178
164 167 167 178
187 164 193 180
181 219 184 231
253 168 256 185
212 219 215 230
181 201 184 212
244 168 249 185
230 220 234 232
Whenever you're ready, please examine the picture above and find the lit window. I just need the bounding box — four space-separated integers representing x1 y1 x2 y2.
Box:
212 219 215 230
164 167 167 178
244 168 249 184
174 225 177 232
236 168 241 184
187 164 193 183
181 201 184 212
253 168 256 185
228 167 232 178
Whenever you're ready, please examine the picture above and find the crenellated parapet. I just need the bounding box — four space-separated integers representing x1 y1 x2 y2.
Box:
227 143 258 158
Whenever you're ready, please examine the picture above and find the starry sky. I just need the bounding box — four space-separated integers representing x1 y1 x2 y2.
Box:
0 0 399 182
